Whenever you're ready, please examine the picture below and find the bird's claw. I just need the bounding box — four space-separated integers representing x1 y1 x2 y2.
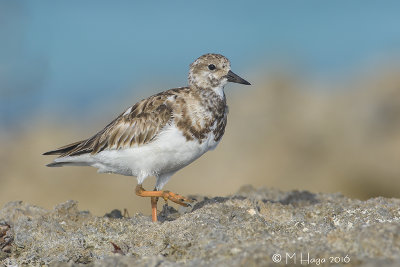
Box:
161 191 193 207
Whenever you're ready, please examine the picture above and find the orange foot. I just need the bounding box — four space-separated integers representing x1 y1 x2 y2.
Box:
135 184 193 222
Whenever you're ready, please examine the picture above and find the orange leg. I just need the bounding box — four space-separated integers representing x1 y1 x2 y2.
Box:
135 184 193 222
151 197 158 222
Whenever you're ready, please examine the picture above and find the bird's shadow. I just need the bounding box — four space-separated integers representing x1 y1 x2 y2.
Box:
156 190 319 222
265 190 319 206
157 196 231 223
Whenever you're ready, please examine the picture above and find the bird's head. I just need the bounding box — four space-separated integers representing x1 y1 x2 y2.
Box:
188 54 251 93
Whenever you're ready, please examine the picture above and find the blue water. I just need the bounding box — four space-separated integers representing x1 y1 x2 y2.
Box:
1 1 400 127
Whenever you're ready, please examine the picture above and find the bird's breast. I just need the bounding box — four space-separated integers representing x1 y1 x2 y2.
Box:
173 91 228 144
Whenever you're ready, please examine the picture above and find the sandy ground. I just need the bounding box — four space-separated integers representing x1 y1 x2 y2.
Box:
1 186 400 266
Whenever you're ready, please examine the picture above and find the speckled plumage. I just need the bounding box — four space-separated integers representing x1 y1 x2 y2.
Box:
44 53 250 190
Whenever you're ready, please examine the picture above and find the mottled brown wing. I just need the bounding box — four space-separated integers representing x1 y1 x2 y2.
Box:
52 99 173 157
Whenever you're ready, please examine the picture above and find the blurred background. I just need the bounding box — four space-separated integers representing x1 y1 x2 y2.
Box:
1 1 400 216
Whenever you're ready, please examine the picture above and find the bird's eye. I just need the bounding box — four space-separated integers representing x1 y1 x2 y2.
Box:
208 64 216 70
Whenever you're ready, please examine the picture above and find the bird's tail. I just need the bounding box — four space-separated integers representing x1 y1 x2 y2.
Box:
46 160 90 168
43 140 93 168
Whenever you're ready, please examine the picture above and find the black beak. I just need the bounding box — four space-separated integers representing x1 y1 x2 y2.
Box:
226 70 251 85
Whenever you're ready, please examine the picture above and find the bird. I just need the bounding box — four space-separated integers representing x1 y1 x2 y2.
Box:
43 53 251 222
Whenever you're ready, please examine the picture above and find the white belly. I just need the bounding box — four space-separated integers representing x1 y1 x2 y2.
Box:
66 123 220 181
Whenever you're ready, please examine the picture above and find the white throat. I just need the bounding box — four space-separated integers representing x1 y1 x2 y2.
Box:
212 84 226 98
211 77 228 98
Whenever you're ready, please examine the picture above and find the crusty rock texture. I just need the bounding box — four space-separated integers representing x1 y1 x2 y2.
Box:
1 185 400 266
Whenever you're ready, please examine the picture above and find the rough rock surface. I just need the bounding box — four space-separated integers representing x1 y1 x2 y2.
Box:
1 185 400 266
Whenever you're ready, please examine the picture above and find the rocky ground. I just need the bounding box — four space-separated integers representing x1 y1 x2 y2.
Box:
1 185 400 266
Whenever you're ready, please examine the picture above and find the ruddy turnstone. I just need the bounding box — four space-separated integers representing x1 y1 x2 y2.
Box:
44 53 251 222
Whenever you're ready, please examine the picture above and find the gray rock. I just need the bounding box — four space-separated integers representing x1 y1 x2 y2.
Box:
1 186 400 266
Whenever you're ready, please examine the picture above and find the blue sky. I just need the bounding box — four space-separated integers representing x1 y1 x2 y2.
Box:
1 1 400 127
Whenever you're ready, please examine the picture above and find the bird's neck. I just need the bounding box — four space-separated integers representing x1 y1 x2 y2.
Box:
190 84 226 102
